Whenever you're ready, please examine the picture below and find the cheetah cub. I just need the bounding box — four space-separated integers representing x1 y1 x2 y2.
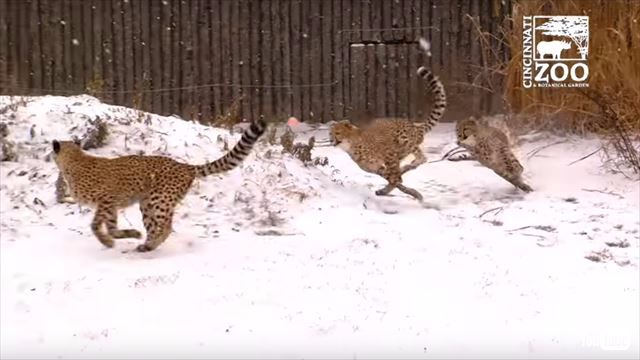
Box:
52 119 267 252
451 117 533 192
329 66 447 201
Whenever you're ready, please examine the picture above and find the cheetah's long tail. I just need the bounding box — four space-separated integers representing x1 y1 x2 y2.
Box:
416 66 447 132
194 118 267 177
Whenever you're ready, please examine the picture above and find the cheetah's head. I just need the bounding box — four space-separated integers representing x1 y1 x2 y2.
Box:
329 120 360 148
456 117 479 142
51 139 83 169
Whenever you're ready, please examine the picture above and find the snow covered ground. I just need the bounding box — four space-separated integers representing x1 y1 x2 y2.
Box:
1 95 638 359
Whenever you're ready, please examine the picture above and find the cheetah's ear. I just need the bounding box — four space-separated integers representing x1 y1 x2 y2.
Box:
52 140 61 154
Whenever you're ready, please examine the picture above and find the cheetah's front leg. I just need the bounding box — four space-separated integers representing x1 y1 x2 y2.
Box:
502 174 534 193
400 150 427 174
375 167 424 201
448 153 475 162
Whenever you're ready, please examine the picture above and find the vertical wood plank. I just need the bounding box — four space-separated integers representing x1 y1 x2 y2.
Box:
102 0 114 102
188 0 198 120
369 0 382 42
238 0 251 120
387 43 397 116
281 0 292 117
349 45 366 118
260 0 273 118
402 0 415 118
91 0 104 95
69 0 84 91
268 0 281 118
17 1 30 92
9 1 19 89
309 0 322 122
0 0 7 91
249 0 261 120
350 0 362 116
149 1 161 112
81 0 94 92
229 0 242 118
429 0 441 74
341 0 353 116
449 0 459 93
199 0 212 122
29 0 43 92
171 0 181 115
440 0 450 79
480 0 493 113
321 0 334 121
184 0 195 118
161 0 173 115
470 0 481 114
131 0 142 104
219 0 231 116
460 0 471 88
207 0 218 117
381 0 392 42
290 0 302 119
111 0 124 103
122 0 134 106
365 42 377 117
331 0 343 119
408 0 421 119
5 0 14 89
375 44 387 116
397 44 409 118
139 0 151 110
60 0 72 91
50 0 64 91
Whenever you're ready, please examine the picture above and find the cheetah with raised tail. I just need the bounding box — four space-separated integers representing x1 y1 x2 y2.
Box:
52 118 267 252
329 66 447 201
451 116 533 192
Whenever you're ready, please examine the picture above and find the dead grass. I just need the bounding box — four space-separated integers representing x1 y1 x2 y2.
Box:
278 126 329 166
74 115 110 150
212 95 244 129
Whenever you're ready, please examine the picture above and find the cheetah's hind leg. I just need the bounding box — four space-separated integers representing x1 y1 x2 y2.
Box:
91 206 115 248
136 197 175 252
396 184 424 201
104 208 142 239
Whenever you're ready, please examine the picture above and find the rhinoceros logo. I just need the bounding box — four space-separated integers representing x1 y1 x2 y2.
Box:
536 40 572 60
533 16 589 61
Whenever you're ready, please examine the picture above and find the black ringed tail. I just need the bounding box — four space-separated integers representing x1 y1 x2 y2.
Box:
194 118 267 177
416 66 447 132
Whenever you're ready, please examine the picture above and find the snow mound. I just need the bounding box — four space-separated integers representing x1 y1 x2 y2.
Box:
0 95 332 236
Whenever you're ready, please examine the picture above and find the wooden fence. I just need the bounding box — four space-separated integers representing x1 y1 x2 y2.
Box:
0 0 512 123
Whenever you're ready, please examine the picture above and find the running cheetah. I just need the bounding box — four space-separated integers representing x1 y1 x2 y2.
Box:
329 66 447 201
52 119 267 252
450 117 533 192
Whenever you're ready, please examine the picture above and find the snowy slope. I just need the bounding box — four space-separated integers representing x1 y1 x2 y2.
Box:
1 95 638 359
